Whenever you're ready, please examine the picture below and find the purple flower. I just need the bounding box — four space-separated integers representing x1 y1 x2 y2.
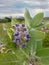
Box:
16 38 20 42
14 32 19 36
26 34 30 38
16 39 20 47
25 37 30 42
23 28 27 31
22 43 26 48
22 24 25 27
16 24 19 27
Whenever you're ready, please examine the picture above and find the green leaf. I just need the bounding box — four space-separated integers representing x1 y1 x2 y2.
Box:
10 28 15 32
29 40 37 53
24 8 32 28
12 48 28 61
36 48 49 65
30 28 45 39
36 48 49 57
29 29 45 52
36 39 43 51
0 48 28 65
7 29 12 40
0 53 22 65
40 57 49 65
31 13 44 27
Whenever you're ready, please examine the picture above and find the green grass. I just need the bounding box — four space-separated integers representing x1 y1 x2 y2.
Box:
0 22 11 42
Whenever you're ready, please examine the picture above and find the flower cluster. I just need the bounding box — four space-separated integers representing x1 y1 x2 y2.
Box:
13 24 30 48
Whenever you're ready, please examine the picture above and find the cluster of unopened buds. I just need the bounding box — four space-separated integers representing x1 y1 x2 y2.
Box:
13 24 30 48
41 27 49 32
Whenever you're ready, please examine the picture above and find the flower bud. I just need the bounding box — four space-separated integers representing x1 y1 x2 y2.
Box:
22 43 26 48
16 24 19 27
22 24 25 27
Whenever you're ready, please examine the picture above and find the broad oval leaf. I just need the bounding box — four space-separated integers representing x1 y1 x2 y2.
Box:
24 8 32 28
0 51 27 65
29 29 45 52
31 13 44 27
30 28 45 39
36 48 49 57
0 53 21 65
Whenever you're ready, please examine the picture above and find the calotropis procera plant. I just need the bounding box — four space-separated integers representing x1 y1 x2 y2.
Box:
0 9 49 65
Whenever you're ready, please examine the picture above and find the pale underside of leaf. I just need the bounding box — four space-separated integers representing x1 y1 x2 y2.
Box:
24 8 32 28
